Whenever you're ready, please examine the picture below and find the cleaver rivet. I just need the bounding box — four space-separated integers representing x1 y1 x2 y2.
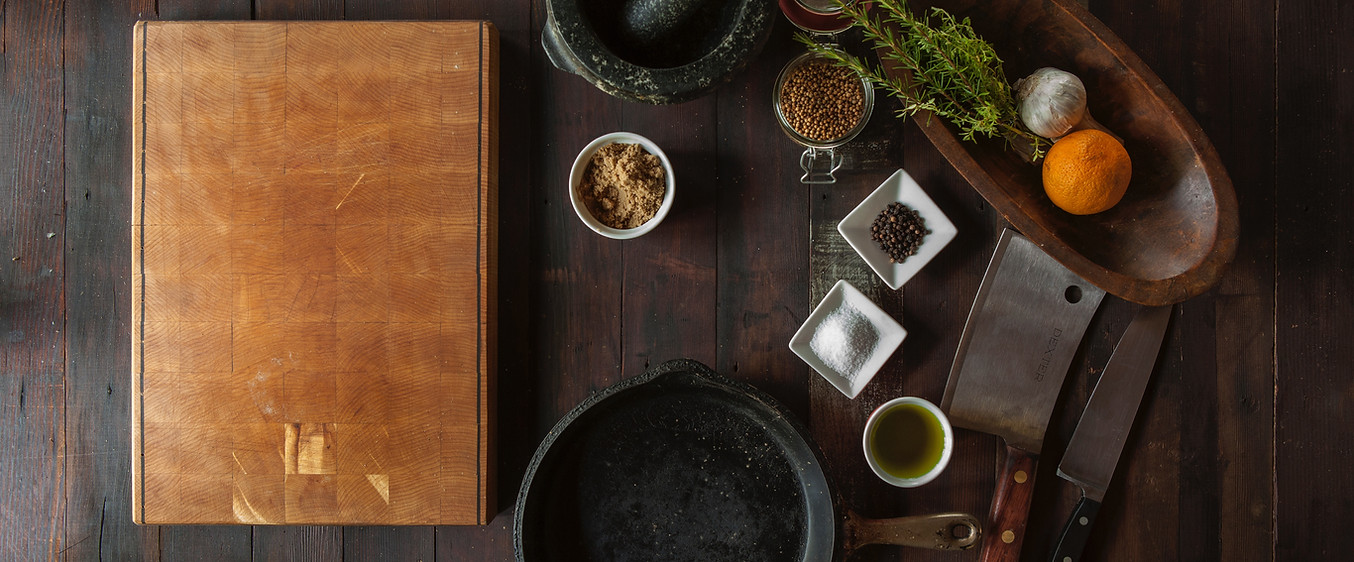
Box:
1001 530 1015 543
1013 470 1028 484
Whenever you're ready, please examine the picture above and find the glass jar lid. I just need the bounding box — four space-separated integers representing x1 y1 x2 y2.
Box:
780 0 858 34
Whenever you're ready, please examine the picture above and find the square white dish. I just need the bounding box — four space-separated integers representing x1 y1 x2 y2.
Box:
789 280 907 399
838 169 957 290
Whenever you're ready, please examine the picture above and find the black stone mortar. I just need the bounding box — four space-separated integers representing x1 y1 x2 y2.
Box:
543 0 775 104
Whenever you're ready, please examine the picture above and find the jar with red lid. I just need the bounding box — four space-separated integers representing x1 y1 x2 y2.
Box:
775 0 873 184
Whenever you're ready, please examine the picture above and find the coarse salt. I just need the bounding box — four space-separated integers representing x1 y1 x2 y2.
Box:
809 301 880 381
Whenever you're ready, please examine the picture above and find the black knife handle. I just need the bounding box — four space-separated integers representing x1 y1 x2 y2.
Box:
1050 496 1102 562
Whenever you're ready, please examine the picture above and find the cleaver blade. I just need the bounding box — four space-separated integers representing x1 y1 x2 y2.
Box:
943 229 1105 562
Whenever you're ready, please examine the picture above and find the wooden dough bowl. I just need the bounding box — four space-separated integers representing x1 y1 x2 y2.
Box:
884 0 1239 305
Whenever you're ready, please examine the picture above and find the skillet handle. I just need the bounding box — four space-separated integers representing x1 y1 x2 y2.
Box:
844 511 981 551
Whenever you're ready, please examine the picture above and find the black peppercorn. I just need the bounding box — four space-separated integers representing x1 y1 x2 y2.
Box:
871 202 930 263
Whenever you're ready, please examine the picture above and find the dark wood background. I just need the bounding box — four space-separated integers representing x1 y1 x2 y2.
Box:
0 0 1345 560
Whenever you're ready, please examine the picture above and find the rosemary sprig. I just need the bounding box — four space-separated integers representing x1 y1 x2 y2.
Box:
799 0 1050 160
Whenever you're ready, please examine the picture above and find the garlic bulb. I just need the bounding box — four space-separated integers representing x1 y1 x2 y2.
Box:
1015 67 1088 138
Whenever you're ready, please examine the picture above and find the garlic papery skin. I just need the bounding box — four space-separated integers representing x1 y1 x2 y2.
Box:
1015 67 1087 138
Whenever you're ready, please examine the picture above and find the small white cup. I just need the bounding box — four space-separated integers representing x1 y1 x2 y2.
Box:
568 132 675 240
862 397 954 488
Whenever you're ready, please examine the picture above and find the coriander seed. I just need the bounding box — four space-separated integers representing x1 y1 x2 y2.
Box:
779 60 865 142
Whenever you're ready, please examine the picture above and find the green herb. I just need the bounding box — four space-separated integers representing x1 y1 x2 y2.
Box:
799 0 1050 160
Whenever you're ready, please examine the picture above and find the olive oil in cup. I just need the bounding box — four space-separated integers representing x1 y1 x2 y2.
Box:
863 397 954 487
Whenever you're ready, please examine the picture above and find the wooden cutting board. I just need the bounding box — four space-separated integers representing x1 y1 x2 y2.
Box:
130 21 498 525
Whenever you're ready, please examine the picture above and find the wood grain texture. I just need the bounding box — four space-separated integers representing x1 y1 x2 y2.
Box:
241 2 394 559
252 525 342 561
156 0 251 21
431 0 532 528
131 20 497 525
0 0 1342 560
1042 1 1279 561
346 0 449 20
979 446 1038 562
353 3 524 560
343 526 433 560
247 2 344 556
619 98 719 373
161 526 251 561
895 97 1007 559
255 0 346 20
130 5 253 559
528 6 625 425
713 20 811 416
0 1 66 560
1275 0 1354 560
63 0 161 559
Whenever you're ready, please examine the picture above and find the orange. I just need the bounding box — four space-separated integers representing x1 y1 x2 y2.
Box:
1041 129 1132 215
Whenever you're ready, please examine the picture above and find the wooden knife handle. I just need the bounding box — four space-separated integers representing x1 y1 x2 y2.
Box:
980 444 1039 562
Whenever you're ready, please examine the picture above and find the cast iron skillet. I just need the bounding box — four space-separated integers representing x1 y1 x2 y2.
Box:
514 359 979 561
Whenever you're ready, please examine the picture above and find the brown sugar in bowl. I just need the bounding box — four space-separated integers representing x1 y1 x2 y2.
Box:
569 132 676 240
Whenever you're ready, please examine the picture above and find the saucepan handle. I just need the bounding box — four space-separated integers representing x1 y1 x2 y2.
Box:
844 510 982 551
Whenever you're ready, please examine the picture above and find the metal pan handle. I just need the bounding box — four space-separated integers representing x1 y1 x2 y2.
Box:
843 510 982 551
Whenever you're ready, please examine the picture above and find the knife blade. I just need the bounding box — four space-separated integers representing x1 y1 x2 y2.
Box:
1049 304 1172 562
943 229 1106 562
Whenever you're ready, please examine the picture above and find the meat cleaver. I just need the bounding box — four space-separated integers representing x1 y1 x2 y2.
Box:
942 229 1106 562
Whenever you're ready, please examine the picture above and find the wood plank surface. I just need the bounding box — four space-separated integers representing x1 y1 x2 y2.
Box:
131 20 497 526
1274 1 1354 560
432 0 530 558
0 1 65 560
1074 2 1279 560
713 21 811 416
0 0 1348 560
252 526 343 561
63 0 162 559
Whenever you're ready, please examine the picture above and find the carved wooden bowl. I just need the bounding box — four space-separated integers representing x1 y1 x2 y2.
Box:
886 0 1238 305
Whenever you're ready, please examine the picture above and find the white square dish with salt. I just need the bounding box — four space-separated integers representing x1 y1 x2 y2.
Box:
789 279 907 399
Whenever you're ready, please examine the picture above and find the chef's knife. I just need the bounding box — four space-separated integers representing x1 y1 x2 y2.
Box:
943 229 1106 562
1049 304 1172 562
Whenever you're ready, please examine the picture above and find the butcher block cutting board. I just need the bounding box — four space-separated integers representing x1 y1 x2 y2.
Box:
130 21 498 525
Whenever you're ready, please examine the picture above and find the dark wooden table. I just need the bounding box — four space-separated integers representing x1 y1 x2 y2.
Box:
1 0 1347 560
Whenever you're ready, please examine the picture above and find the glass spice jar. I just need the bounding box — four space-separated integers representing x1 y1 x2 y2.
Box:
773 48 875 184
783 0 859 33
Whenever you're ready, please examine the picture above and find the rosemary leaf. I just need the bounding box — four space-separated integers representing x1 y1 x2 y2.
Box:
798 0 1050 160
